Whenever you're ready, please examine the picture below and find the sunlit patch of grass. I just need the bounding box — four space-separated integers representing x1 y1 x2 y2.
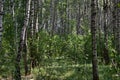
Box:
60 70 75 79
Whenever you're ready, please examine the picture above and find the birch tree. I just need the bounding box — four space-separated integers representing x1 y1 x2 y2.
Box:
15 0 31 79
116 0 120 55
0 0 4 47
91 0 99 80
103 0 110 64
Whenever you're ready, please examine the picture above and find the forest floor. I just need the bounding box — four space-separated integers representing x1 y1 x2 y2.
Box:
0 64 120 80
0 58 120 80
30 64 120 80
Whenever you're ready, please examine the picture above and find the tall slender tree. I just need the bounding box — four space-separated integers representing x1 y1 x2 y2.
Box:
103 0 110 64
116 0 120 55
76 1 82 35
0 0 4 47
15 0 31 79
112 0 117 48
91 0 99 80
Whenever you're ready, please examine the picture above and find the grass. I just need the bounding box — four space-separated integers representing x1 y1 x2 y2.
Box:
1 56 119 80
32 62 120 80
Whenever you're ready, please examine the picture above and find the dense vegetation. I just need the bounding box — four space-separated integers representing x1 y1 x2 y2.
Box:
0 0 120 80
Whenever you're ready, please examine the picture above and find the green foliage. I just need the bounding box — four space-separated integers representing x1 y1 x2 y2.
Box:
1 0 120 79
117 3 120 8
0 38 15 77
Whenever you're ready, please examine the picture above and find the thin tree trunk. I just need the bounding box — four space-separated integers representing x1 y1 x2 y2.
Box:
50 0 53 35
51 0 56 35
116 0 120 67
15 0 31 79
30 0 35 69
76 1 82 35
23 35 28 76
103 0 110 64
112 0 117 50
0 0 4 47
91 0 99 80
38 0 43 31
